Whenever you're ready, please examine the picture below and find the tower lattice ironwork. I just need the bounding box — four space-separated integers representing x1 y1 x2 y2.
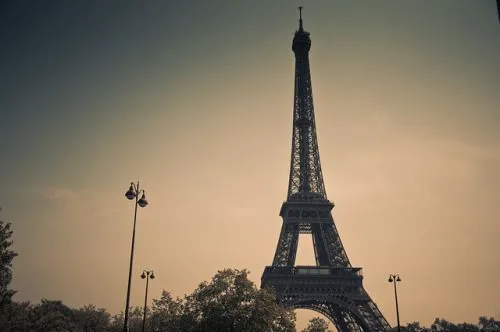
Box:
261 8 391 332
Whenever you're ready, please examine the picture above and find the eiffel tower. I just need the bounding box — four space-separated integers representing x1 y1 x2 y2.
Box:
261 8 391 332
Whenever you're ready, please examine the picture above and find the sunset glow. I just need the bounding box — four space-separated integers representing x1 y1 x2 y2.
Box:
1 1 499 330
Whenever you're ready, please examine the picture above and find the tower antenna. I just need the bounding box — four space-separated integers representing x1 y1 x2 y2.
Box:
298 6 303 31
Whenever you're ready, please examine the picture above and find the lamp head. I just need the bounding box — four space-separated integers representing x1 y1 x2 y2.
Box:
141 272 146 279
150 272 155 279
388 276 393 283
396 276 401 282
125 183 136 200
138 193 148 207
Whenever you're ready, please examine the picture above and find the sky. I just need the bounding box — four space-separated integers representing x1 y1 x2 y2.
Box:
1 0 499 330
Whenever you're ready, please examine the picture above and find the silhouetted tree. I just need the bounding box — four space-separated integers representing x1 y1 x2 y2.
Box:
406 321 431 332
301 316 334 332
149 290 192 331
0 301 34 331
30 299 77 331
73 304 111 331
0 220 17 309
478 317 500 332
108 306 143 332
107 312 123 332
376 317 500 332
150 268 296 331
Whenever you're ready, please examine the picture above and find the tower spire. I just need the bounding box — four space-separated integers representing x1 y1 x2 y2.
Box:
298 6 304 31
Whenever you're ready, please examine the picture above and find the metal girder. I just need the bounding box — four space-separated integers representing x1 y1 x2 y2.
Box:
287 22 326 202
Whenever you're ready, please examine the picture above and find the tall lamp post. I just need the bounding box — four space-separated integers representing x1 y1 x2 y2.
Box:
388 274 402 332
123 181 148 332
141 270 155 332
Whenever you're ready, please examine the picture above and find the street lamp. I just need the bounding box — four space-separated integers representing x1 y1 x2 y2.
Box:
123 181 149 332
141 270 155 332
388 274 402 332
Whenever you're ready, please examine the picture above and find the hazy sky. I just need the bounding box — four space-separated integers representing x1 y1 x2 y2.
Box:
1 0 499 329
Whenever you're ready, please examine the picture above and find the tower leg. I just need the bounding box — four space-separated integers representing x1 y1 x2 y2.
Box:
272 223 300 266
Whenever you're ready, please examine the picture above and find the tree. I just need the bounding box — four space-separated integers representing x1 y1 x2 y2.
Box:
149 290 192 331
108 307 143 332
406 321 431 332
127 306 144 332
0 301 34 331
478 317 500 332
150 268 296 332
301 317 334 332
374 318 500 332
430 318 486 332
108 312 124 332
30 299 78 331
0 220 17 309
73 304 111 331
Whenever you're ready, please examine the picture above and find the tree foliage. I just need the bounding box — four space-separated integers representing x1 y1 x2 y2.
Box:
301 316 334 332
0 301 33 331
0 268 297 331
428 317 500 332
149 268 296 332
30 299 77 331
0 220 17 308
405 321 430 332
0 300 144 332
390 318 500 332
74 304 111 331
478 316 500 332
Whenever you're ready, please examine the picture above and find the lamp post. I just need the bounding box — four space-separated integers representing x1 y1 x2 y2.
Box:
123 181 148 332
388 274 402 332
141 270 155 332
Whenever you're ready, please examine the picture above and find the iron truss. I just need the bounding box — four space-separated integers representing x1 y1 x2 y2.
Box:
262 10 390 332
287 21 326 202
